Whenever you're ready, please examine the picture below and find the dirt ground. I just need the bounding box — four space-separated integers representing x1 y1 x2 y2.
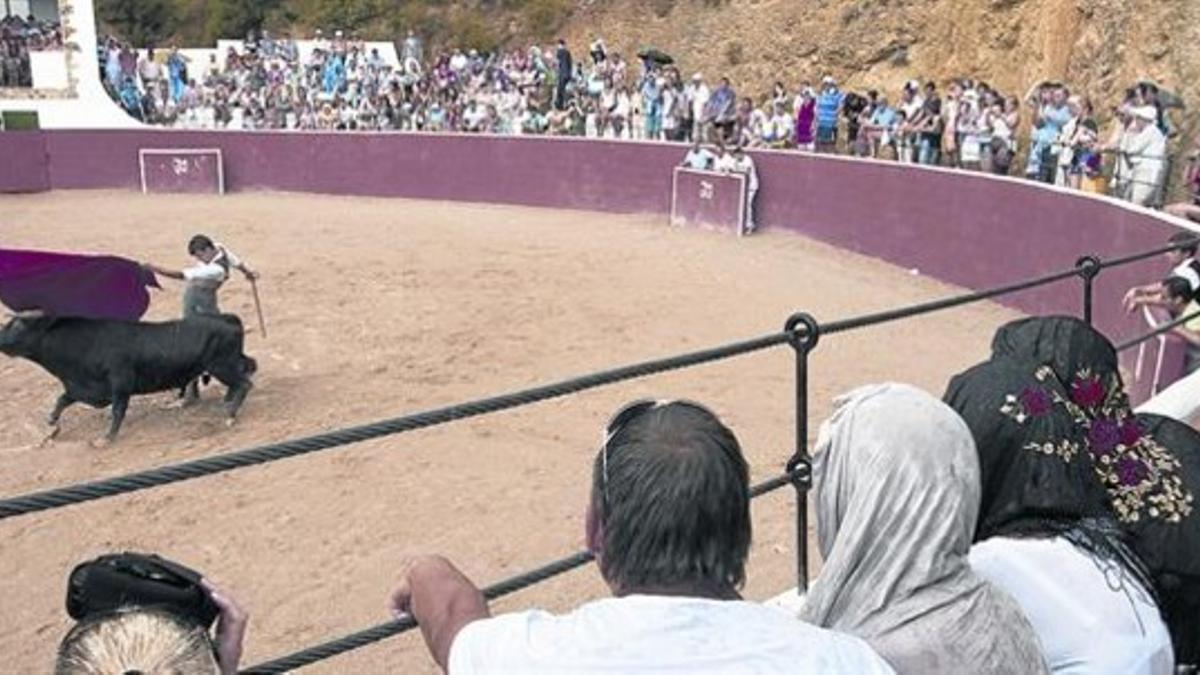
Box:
0 190 1021 672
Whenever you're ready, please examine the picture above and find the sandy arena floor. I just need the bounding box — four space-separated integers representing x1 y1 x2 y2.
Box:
0 190 1021 672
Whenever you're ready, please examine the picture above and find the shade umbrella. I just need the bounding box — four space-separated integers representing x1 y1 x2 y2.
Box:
636 47 674 65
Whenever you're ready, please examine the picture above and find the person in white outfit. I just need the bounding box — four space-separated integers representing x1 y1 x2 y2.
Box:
728 145 759 234
1118 106 1167 206
389 400 894 675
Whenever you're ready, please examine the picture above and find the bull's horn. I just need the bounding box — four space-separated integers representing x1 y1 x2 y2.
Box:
9 309 46 319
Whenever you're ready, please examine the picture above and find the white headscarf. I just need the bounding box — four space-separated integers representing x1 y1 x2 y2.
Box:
800 383 1048 675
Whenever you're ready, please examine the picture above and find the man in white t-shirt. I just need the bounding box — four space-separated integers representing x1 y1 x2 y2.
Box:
681 138 714 170
389 401 894 675
689 73 711 142
728 145 760 234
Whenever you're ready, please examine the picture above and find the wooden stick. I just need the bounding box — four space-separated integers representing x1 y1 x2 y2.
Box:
249 278 267 339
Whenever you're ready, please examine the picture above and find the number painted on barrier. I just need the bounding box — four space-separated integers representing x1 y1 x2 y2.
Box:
699 181 714 200
172 158 191 175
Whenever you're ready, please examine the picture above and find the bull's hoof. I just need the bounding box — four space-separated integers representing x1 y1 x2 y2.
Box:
224 417 237 428
90 437 113 449
37 426 60 449
164 396 199 410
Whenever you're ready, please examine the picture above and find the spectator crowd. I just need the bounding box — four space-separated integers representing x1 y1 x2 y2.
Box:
98 31 1193 206
2 12 63 87
51 314 1200 674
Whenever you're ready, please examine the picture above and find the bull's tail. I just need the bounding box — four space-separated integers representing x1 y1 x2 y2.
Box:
242 356 258 377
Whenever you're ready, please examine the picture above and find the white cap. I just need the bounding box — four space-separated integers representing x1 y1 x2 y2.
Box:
692 72 702 81
822 75 835 85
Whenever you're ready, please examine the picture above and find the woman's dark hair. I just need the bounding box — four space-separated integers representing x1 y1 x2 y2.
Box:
591 402 751 592
187 235 215 256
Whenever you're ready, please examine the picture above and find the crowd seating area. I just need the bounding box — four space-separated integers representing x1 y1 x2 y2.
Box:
95 31 1195 208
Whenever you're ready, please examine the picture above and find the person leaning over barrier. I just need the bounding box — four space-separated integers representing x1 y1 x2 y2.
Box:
389 400 894 674
1123 232 1200 314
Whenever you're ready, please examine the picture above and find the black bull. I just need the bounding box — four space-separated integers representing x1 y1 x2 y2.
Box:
0 314 256 442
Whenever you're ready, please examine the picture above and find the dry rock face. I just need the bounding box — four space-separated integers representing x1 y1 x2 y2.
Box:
561 0 1199 136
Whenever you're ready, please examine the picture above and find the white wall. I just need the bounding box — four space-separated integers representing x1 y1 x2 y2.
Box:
31 0 57 21
3 0 56 20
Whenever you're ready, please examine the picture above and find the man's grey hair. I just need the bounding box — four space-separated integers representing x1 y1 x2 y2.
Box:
592 402 751 591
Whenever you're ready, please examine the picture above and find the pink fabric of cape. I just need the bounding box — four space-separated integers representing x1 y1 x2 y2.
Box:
0 248 160 321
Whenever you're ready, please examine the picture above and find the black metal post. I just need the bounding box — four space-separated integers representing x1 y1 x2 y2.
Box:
1076 255 1101 325
783 312 819 593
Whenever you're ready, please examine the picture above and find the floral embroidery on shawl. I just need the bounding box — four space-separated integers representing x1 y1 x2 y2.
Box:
1000 365 1194 524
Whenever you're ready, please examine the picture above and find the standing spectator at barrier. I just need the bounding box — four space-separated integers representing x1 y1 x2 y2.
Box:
554 38 572 110
766 102 794 149
1122 106 1168 207
1059 98 1100 190
801 384 1050 674
771 80 789 111
687 73 709 141
896 81 924 163
815 76 844 153
402 30 422 65
863 95 897 158
843 90 870 152
915 81 943 166
728 145 759 234
940 81 961 167
985 95 1020 175
612 85 631 138
957 90 984 170
661 77 682 141
389 400 895 674
137 47 162 96
1025 82 1071 182
1123 232 1200 314
167 46 189 102
1165 138 1200 223
641 75 663 140
707 76 737 143
735 96 757 147
118 75 144 121
794 84 817 151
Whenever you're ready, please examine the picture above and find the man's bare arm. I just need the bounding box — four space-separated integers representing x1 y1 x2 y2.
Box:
389 555 490 671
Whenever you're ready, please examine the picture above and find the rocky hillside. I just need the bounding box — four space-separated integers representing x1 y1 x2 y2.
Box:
560 0 1199 135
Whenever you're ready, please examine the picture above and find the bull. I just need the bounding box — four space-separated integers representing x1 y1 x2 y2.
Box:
0 312 256 444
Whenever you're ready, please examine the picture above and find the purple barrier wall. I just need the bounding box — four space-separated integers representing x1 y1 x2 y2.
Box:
2 129 1193 356
0 132 50 193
